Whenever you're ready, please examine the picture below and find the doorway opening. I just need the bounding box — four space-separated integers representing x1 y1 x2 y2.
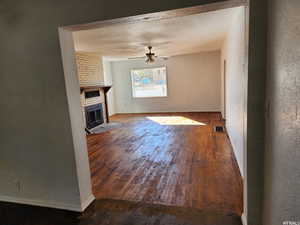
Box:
59 1 248 223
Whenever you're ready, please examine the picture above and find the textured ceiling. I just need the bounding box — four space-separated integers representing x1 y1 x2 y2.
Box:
73 7 240 59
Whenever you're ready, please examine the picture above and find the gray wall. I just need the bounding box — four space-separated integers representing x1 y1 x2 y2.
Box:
0 0 268 223
245 0 267 224
264 0 300 224
0 0 242 212
112 52 221 113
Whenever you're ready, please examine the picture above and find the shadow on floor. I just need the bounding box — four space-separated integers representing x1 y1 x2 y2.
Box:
0 199 242 225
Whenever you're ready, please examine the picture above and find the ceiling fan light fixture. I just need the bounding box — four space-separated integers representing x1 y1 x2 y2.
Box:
128 46 160 63
145 46 155 63
145 55 155 64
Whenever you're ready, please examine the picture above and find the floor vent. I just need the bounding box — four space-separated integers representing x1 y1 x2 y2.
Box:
214 126 225 132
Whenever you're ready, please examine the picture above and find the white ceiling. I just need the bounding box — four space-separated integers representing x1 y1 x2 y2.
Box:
73 7 240 60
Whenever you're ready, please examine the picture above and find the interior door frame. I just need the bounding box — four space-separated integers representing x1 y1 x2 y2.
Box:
58 0 250 222
224 59 227 120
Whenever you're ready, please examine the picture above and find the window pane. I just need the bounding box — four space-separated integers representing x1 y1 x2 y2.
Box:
131 67 167 98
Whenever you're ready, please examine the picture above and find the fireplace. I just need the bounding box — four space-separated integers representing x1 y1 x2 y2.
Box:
85 104 104 129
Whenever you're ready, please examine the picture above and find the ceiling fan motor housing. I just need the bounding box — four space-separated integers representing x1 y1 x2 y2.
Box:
145 46 155 63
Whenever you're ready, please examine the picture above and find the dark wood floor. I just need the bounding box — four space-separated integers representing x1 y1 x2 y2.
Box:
0 199 242 225
87 112 243 215
0 112 243 225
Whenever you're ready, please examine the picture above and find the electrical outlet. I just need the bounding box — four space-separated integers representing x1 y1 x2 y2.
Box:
14 180 21 193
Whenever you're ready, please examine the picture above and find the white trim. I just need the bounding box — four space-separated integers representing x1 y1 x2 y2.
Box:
241 213 247 225
226 126 244 177
80 194 95 211
59 28 95 212
0 195 82 212
130 66 168 99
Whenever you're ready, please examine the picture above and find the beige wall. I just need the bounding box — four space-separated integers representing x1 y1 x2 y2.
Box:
102 58 116 116
111 52 221 113
221 6 246 177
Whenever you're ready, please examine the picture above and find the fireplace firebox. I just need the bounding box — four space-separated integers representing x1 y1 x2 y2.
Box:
85 104 104 129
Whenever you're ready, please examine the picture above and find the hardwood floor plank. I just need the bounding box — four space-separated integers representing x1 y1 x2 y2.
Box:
87 112 243 215
0 199 242 225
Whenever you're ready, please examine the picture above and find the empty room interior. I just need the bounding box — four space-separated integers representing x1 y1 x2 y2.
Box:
2 0 300 224
64 4 247 219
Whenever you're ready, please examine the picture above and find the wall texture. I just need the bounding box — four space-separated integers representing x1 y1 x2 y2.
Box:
264 0 300 224
221 7 246 177
0 0 268 223
103 59 116 116
112 52 221 113
1 0 232 211
245 0 268 223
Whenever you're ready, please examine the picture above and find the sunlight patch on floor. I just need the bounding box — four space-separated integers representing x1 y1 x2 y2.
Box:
147 116 207 126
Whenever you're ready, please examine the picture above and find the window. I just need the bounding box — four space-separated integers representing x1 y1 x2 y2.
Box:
131 67 167 98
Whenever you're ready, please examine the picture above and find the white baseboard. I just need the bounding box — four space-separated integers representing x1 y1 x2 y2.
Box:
241 213 247 225
0 194 83 212
80 194 95 211
226 128 244 177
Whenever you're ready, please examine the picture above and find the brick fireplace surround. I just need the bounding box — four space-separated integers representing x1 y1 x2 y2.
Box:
75 52 111 130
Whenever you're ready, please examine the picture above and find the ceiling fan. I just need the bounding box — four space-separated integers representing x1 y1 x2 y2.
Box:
128 46 168 63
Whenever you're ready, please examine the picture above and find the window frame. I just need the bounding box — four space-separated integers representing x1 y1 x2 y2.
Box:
130 66 168 99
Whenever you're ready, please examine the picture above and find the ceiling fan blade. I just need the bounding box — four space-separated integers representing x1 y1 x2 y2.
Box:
155 56 170 60
128 56 145 60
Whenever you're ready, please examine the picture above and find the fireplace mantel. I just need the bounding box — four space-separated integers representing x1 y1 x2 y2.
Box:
80 85 112 94
80 85 112 124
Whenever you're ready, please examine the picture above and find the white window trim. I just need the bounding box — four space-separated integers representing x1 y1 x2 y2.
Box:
130 66 168 99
